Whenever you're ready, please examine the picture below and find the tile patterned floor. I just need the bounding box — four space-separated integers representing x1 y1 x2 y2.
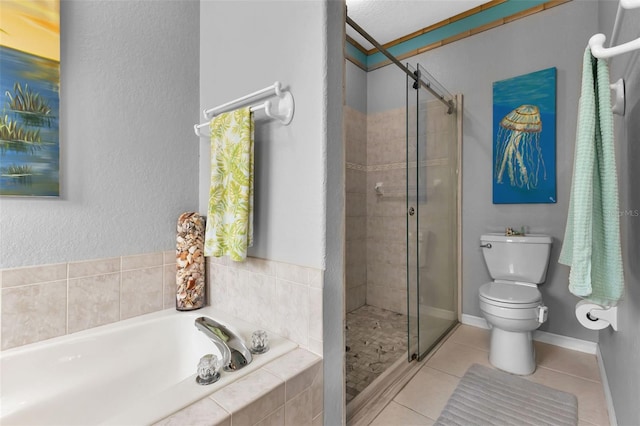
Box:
346 305 408 403
369 325 610 426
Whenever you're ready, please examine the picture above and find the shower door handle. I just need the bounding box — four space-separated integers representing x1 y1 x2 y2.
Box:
408 207 415 216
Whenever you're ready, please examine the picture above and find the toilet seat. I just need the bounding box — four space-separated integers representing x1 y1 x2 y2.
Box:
479 282 541 309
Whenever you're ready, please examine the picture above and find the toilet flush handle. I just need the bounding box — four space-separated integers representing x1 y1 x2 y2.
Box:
537 305 548 324
480 243 492 249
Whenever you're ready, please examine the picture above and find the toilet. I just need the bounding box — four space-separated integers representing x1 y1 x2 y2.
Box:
479 233 552 375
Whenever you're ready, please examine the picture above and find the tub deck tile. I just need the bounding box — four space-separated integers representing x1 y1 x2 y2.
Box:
158 349 323 426
263 348 322 401
211 369 285 426
153 397 230 426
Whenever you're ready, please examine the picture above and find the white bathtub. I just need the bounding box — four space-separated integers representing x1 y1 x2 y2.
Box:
0 307 297 425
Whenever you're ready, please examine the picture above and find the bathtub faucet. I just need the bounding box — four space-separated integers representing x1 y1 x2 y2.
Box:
194 317 253 371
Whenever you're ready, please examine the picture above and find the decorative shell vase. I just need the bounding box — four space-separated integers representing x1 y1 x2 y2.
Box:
176 212 205 311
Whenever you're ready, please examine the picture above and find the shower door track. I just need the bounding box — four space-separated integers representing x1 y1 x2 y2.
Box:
346 15 455 114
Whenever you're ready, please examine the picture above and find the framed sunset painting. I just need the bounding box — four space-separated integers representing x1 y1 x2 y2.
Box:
0 0 60 196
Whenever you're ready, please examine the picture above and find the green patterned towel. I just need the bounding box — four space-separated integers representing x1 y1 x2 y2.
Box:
204 107 254 261
559 47 624 305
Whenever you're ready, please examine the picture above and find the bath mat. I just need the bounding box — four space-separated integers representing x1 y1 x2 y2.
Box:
435 364 578 426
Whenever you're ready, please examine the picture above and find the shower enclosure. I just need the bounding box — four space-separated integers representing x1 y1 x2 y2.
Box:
344 17 461 415
406 64 459 361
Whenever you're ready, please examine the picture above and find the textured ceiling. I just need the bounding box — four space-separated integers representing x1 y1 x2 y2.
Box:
346 0 487 50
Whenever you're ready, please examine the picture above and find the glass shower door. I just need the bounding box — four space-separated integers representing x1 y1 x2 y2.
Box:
407 63 459 360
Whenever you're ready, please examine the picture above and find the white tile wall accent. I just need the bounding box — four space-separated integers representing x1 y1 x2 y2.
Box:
206 256 324 355
0 250 176 350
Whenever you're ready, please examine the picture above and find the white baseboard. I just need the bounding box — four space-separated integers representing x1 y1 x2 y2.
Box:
533 329 597 354
597 345 618 426
460 314 597 354
461 313 490 329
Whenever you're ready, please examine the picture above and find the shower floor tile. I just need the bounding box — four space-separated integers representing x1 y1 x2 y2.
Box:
346 305 408 403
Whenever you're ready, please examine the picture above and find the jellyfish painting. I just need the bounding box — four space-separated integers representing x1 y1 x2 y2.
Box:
494 104 546 190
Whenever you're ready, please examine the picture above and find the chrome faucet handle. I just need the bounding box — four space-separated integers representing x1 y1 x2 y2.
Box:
250 330 269 354
196 354 221 385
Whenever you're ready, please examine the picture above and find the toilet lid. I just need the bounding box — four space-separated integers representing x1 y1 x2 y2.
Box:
479 282 541 305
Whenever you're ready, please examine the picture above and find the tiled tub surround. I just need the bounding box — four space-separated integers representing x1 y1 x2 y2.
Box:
1 252 324 355
1 251 177 350
155 348 323 426
206 256 324 356
1 304 321 425
1 254 324 425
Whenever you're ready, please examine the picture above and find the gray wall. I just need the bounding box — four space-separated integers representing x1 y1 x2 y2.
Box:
365 0 600 341
198 0 328 270
597 2 640 425
367 64 407 114
0 0 200 268
346 60 367 113
199 1 344 423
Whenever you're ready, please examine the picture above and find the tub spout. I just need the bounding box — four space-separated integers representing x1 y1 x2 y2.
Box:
194 317 252 371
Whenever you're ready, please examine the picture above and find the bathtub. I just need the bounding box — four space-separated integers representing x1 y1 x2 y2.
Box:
0 307 297 425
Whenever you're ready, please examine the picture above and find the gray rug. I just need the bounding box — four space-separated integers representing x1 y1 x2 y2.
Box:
435 364 578 426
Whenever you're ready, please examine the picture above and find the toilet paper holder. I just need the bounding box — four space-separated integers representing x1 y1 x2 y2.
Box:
584 304 618 331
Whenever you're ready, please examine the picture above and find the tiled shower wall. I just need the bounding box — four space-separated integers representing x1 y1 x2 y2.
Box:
366 108 408 314
345 106 367 313
344 100 457 316
345 105 409 315
1 252 323 355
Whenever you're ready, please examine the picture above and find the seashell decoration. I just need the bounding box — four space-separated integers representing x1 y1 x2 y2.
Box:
176 212 205 311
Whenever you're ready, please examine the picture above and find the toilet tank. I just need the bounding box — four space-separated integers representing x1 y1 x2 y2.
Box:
480 233 553 283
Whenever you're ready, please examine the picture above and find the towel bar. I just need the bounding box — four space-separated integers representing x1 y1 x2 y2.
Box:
194 82 295 137
589 0 640 59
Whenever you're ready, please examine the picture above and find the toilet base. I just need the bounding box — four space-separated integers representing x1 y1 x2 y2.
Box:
489 327 536 375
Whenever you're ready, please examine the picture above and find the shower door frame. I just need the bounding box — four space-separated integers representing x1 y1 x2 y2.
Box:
406 65 463 362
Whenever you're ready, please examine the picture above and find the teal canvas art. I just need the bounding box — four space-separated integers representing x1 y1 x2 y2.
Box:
493 67 556 204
